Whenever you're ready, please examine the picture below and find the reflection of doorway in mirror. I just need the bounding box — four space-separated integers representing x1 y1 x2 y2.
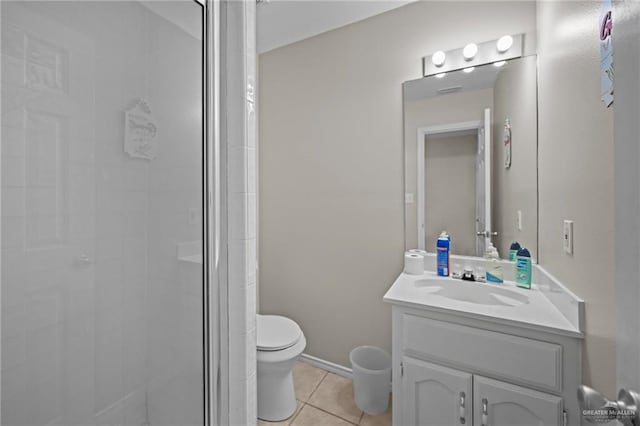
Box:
425 132 477 256
417 109 492 258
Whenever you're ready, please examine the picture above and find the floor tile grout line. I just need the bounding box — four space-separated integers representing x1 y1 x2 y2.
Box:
304 403 360 426
305 369 329 402
288 401 304 425
358 410 365 425
305 393 363 425
302 369 363 425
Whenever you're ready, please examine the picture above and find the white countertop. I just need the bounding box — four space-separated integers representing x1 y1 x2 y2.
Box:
384 271 583 338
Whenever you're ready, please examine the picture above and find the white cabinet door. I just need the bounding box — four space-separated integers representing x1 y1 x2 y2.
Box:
402 357 472 426
473 376 563 426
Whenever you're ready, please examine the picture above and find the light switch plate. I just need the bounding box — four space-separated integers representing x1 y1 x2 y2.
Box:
517 210 523 231
405 193 415 204
563 220 574 255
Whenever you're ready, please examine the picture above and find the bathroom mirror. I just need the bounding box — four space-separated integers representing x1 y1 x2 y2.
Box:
403 55 538 261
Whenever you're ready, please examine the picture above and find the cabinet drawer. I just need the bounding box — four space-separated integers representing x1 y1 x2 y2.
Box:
403 314 563 392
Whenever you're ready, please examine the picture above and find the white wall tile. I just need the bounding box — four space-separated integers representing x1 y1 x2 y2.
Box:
225 0 258 423
229 282 258 337
1 157 25 187
1 126 26 158
247 193 257 239
229 239 256 287
95 400 125 426
1 216 25 249
123 391 147 426
1 187 24 217
2 2 206 425
229 192 248 240
229 329 257 382
246 372 258 424
95 328 124 413
229 146 249 193
229 373 257 426
247 147 256 193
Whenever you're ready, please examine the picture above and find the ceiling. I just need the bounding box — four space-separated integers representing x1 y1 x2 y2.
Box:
257 0 416 54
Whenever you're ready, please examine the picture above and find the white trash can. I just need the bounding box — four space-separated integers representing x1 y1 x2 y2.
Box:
349 346 392 415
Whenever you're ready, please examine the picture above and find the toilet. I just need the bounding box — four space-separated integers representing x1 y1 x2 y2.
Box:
257 314 306 422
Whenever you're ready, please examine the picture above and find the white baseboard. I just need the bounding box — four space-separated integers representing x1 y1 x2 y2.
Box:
299 353 393 393
299 353 353 379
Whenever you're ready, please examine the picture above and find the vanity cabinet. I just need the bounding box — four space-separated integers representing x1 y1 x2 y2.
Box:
403 357 563 426
391 305 583 426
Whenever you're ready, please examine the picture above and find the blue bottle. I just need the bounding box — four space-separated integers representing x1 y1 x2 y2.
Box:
436 231 451 277
515 247 532 289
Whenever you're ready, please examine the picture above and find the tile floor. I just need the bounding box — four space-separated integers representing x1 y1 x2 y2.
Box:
258 361 392 426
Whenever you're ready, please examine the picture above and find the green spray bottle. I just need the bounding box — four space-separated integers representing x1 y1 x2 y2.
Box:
515 247 532 289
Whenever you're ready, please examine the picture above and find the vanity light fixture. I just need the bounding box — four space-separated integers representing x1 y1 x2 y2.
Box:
432 51 446 67
422 34 523 77
462 43 478 60
496 35 514 53
435 72 446 78
463 67 475 73
493 61 506 67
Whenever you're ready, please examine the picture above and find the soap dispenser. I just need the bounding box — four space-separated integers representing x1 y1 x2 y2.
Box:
485 244 504 284
515 247 532 289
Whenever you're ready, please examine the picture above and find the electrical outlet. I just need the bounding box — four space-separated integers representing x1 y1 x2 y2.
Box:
405 193 415 204
563 220 574 255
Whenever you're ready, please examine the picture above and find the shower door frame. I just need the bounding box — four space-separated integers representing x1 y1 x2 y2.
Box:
0 1 227 424
201 0 228 425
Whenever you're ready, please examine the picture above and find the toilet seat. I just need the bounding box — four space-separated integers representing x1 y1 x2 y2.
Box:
257 315 302 351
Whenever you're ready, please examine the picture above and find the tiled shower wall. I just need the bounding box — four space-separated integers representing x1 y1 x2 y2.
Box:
1 1 203 425
223 0 258 424
145 4 203 425
1 3 155 424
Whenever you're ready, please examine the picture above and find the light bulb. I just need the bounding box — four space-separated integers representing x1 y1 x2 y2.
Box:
493 61 506 67
496 35 513 53
462 43 478 60
432 51 446 67
435 73 446 78
463 67 475 73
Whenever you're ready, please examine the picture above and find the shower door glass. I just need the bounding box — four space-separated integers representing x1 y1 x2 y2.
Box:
1 1 206 425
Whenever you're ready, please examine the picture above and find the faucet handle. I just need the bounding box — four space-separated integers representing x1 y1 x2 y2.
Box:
451 264 463 279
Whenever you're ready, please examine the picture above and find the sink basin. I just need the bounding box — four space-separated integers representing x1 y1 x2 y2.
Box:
414 278 529 307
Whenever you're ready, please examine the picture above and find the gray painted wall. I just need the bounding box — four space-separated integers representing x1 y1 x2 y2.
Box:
536 0 616 397
258 0 536 368
613 0 640 394
492 56 538 259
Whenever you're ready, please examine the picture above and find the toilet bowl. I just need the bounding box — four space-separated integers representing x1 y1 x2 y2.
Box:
257 314 306 422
